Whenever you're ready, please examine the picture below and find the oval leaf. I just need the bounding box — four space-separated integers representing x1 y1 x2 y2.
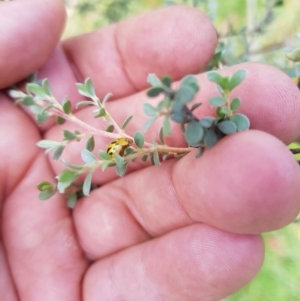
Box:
143 103 157 117
134 131 145 148
184 121 204 146
230 97 241 111
206 72 223 85
230 114 250 131
147 87 163 97
163 116 171 136
62 100 72 114
204 128 219 147
209 96 226 107
53 145 65 160
58 170 78 183
81 149 97 164
228 70 246 91
83 172 93 196
217 120 237 134
67 194 77 209
39 189 55 201
121 115 133 130
86 136 95 152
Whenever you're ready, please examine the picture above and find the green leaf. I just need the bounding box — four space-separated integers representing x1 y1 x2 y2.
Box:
220 107 231 115
27 83 49 98
209 96 226 107
63 130 78 141
163 116 171 136
170 111 184 123
8 89 26 99
22 96 35 106
144 117 156 130
81 149 97 164
162 153 169 161
180 75 199 93
204 128 219 147
53 145 65 160
58 170 78 183
101 160 113 171
230 114 250 131
174 86 195 105
67 194 77 209
161 76 172 87
37 181 53 191
217 120 237 134
37 140 61 149
134 131 145 148
147 87 164 97
216 107 225 118
220 76 230 90
86 136 95 151
76 83 90 98
56 116 66 125
114 154 127 176
27 72 37 83
76 100 94 108
159 127 165 144
200 117 215 128
157 97 171 110
147 73 162 87
39 189 55 201
85 78 95 96
124 148 136 156
228 70 246 91
40 104 55 114
230 98 241 111
36 112 49 123
42 79 52 96
61 159 84 171
102 92 112 106
62 99 72 114
190 102 202 112
152 150 160 166
143 103 157 117
83 172 93 196
57 181 71 193
106 125 114 133
195 147 204 158
95 108 106 118
184 121 204 146
121 115 133 130
99 150 111 160
206 72 223 85
141 154 148 162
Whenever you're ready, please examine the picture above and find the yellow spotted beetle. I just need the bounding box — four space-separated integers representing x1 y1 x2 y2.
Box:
107 138 133 158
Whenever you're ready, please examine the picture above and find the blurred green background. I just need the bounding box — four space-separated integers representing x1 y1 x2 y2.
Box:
63 0 300 300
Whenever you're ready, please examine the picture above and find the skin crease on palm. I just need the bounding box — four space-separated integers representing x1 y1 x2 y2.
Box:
1 1 300 301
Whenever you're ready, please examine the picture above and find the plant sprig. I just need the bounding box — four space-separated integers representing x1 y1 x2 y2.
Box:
8 70 249 207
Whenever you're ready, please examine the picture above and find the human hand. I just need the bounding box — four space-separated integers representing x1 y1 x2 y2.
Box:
1 1 300 300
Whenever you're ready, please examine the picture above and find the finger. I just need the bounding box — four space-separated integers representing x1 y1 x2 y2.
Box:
21 5 217 130
0 243 18 301
73 130 300 260
62 5 217 98
83 224 264 301
2 155 88 301
46 62 300 184
0 95 40 197
0 0 66 88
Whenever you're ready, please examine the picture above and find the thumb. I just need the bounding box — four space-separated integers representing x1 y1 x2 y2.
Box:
0 0 66 88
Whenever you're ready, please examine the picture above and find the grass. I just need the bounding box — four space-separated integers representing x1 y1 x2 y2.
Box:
224 222 300 301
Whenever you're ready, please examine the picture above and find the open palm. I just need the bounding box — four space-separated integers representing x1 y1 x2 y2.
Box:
1 1 300 300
